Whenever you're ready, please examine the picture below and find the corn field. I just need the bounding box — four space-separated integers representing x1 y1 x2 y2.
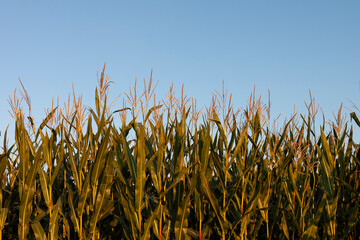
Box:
1 64 360 239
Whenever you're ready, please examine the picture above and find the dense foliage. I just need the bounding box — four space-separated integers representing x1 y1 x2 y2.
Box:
1 65 360 239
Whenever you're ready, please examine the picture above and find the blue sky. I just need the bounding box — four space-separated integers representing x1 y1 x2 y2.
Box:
1 1 360 138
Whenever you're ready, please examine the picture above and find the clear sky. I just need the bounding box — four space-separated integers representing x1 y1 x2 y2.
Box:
1 1 360 139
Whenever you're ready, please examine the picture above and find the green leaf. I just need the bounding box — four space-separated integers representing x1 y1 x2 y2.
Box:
175 174 197 240
121 129 137 181
49 201 61 240
38 167 51 208
90 126 111 187
0 208 8 230
89 159 113 238
19 149 41 240
134 123 146 229
144 105 163 123
67 190 80 235
31 221 47 240
140 203 161 240
35 107 58 139
350 112 360 128
199 172 227 232
77 173 91 218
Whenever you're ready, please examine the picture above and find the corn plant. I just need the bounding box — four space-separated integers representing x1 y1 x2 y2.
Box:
0 64 360 239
